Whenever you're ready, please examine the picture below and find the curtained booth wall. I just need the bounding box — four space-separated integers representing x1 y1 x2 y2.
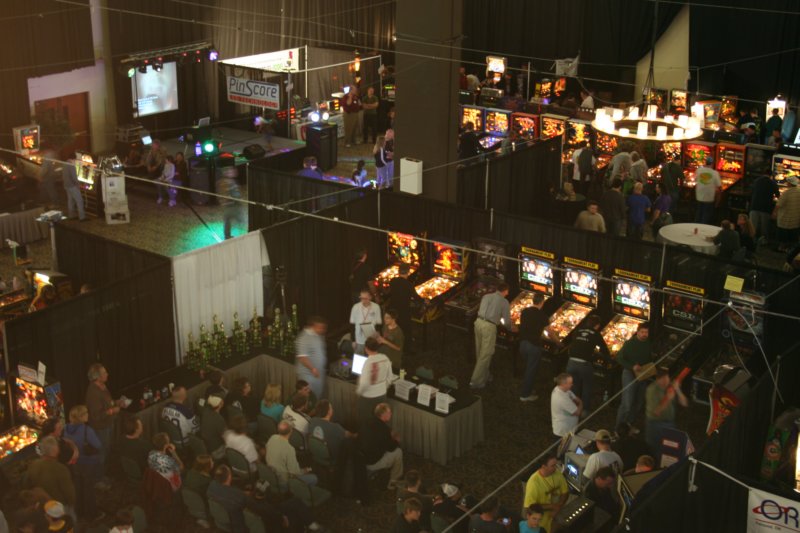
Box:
3 261 175 410
456 137 563 218
172 231 269 363
247 164 369 230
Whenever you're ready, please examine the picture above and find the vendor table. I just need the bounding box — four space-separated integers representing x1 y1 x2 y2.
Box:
0 207 48 245
129 354 484 466
658 223 720 254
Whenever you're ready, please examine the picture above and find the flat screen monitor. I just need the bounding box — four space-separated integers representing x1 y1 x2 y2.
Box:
141 135 152 146
197 116 211 127
132 62 179 117
352 354 367 375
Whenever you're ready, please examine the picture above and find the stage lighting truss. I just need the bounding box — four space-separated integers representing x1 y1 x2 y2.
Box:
121 41 217 75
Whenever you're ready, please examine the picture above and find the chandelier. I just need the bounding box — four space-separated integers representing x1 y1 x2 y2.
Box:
592 105 704 142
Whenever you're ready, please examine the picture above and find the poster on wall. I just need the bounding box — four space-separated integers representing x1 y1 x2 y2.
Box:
226 76 280 109
747 488 800 532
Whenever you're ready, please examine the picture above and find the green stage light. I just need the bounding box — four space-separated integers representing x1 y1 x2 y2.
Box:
127 67 136 78
203 141 215 153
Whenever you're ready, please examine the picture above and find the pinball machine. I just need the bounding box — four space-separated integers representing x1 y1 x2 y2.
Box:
698 101 722 128
599 268 652 361
647 88 669 115
595 131 618 172
545 256 600 347
479 108 511 152
12 124 44 178
75 152 103 216
413 240 468 324
507 247 557 332
681 140 716 188
460 105 485 132
719 97 738 127
510 113 539 141
744 144 776 182
715 142 745 187
540 114 568 141
772 153 800 192
0 289 29 319
658 279 706 370
563 119 593 164
670 90 688 114
445 238 508 330
371 231 424 301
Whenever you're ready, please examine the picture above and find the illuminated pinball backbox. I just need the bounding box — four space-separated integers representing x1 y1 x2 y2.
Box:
541 115 566 140
596 132 618 155
432 242 466 280
661 142 682 163
670 90 687 113
13 377 64 429
511 113 538 139
485 109 510 137
461 105 485 131
716 143 744 178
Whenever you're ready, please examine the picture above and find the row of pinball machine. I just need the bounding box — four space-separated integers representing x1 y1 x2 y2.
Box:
371 231 765 411
459 105 800 196
0 272 73 463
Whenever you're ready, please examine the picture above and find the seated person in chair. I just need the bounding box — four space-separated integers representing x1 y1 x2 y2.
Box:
266 421 317 489
201 395 227 460
392 497 425 533
115 414 151 471
207 464 323 533
147 432 184 492
358 403 404 490
223 414 262 473
309 399 355 463
161 385 199 445
398 470 434 527
282 393 312 437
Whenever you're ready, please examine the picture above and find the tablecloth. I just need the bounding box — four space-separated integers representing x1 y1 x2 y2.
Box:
0 207 48 245
658 223 720 254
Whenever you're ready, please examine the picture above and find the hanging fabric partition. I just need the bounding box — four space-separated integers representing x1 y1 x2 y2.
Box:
172 231 269 363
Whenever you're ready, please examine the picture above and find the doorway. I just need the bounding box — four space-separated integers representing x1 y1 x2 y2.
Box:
34 92 91 157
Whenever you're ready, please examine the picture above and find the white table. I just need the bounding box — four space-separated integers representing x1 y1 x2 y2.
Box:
658 223 720 254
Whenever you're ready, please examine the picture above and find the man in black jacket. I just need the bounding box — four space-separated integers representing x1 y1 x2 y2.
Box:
565 315 610 411
358 403 403 489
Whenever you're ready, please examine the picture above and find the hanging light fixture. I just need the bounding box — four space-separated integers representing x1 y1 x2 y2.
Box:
592 106 703 142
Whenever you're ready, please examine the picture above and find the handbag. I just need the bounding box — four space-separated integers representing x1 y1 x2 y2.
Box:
82 425 100 456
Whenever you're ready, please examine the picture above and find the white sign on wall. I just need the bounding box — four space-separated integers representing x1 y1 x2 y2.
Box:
221 48 301 72
747 488 800 532
226 76 280 109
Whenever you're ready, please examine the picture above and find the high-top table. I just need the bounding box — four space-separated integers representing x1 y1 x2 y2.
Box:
658 223 720 254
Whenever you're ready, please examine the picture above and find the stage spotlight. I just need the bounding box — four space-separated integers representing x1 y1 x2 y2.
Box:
208 49 219 61
309 111 320 123
154 58 163 72
127 67 136 78
138 65 148 74
203 141 217 155
321 111 330 121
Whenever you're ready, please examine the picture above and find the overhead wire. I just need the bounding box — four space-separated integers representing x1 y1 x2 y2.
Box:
5 146 798 322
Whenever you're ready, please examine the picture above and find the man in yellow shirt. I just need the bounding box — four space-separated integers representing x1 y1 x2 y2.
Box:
524 452 569 532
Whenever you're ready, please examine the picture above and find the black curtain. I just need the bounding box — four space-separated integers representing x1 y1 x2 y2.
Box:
0 1 94 150
690 0 800 107
3 261 175 410
247 165 369 230
461 0 681 100
261 195 383 329
379 192 491 243
457 138 562 217
629 342 800 533
54 223 169 287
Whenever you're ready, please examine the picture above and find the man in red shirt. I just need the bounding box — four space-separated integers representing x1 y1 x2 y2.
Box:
342 84 362 147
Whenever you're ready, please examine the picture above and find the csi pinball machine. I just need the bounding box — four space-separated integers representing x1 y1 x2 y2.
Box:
600 269 652 363
412 241 468 346
75 152 103 216
444 238 509 331
658 279 706 371
503 247 557 343
510 112 539 141
479 108 511 152
772 152 800 192
546 256 600 348
371 231 424 302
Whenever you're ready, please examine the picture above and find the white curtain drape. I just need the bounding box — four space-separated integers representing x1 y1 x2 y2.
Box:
172 231 270 363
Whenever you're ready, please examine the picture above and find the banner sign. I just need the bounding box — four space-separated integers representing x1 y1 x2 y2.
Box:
226 76 280 109
220 48 300 72
748 488 800 532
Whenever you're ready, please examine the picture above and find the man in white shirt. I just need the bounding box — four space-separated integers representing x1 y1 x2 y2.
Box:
356 337 396 424
571 141 596 196
551 373 583 439
350 289 382 352
282 394 311 436
583 429 623 481
295 316 328 399
580 90 595 109
223 414 260 472
694 157 722 224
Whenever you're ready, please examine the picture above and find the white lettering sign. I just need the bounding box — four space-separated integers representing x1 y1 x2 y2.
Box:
226 76 280 109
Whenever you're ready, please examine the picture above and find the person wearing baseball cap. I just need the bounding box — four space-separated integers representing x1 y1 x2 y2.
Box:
583 429 623 482
775 175 800 252
44 500 74 532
